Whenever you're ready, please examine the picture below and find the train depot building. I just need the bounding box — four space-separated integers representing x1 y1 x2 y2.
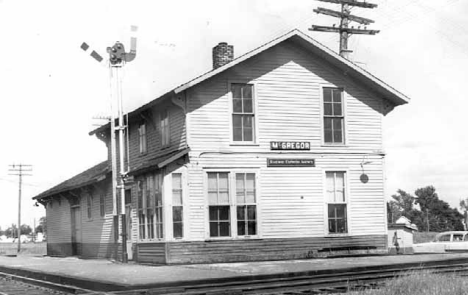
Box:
33 30 409 264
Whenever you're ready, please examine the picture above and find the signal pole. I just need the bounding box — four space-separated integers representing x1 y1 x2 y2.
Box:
8 164 33 253
81 26 138 263
310 0 379 59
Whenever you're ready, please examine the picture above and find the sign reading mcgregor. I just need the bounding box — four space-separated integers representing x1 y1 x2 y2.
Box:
267 158 315 167
270 141 310 150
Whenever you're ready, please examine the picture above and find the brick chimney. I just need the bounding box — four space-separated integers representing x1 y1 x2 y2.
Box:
212 42 234 69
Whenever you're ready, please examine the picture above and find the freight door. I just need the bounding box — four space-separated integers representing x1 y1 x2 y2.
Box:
71 206 82 256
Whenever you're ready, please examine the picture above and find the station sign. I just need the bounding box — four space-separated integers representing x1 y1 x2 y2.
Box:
267 158 315 167
270 141 310 150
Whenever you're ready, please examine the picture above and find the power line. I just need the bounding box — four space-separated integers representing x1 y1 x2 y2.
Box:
310 0 379 58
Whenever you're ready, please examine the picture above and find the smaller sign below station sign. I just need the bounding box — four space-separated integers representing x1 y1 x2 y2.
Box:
267 158 315 167
270 141 310 150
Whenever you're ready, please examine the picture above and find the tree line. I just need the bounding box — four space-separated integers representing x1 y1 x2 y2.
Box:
0 216 46 238
387 185 467 232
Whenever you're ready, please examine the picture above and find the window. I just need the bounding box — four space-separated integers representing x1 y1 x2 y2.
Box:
208 172 231 237
236 173 257 236
172 173 183 238
160 110 170 146
326 171 347 234
138 123 147 154
323 87 344 144
232 83 254 142
137 173 164 240
207 171 258 238
99 194 105 217
86 194 92 220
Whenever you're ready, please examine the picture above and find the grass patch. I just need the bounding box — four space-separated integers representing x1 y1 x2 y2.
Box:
413 232 438 244
352 270 468 295
0 242 46 256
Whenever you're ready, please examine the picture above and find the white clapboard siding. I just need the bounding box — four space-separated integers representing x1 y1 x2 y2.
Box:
185 154 385 240
123 103 187 172
184 39 388 241
187 40 383 154
46 198 72 243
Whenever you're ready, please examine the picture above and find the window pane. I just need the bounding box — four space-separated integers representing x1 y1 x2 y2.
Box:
210 222 219 237
219 206 230 220
323 88 332 102
333 118 342 131
336 219 347 233
208 192 218 205
233 97 242 113
173 206 183 222
219 192 229 204
243 115 253 128
243 97 253 113
324 130 333 143
335 173 345 202
247 205 256 220
333 102 342 116
324 117 332 130
173 173 181 189
173 223 183 238
233 127 243 141
237 206 245 220
333 129 343 144
219 222 230 236
243 85 252 99
243 127 253 141
232 84 241 99
324 102 333 116
332 89 342 103
209 207 218 220
248 221 257 235
173 191 182 206
219 173 229 190
328 219 336 233
208 173 217 190
238 221 246 236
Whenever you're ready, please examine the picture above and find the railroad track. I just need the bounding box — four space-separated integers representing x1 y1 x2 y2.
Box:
110 262 468 295
2 260 468 295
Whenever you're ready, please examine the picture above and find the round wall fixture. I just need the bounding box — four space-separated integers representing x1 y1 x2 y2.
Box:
360 173 369 183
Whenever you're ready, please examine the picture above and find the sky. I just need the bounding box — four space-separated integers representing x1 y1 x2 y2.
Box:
0 0 467 229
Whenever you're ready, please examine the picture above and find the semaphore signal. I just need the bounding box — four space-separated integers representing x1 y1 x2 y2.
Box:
79 25 138 264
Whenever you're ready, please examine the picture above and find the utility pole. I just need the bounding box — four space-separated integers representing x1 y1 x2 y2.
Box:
81 26 138 263
8 164 32 253
310 0 379 59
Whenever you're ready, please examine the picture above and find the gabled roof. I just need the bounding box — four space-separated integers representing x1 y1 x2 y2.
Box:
33 161 110 201
90 29 409 136
175 29 410 106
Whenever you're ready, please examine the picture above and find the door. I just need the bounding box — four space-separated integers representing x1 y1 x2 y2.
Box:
125 189 133 260
71 206 82 256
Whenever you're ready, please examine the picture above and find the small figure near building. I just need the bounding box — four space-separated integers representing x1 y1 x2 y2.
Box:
388 216 418 255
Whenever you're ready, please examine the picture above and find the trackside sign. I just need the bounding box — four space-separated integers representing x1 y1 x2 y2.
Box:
267 158 315 167
270 141 310 150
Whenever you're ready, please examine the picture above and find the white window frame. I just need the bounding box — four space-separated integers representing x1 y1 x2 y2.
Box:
137 172 165 242
204 169 261 240
323 169 351 236
228 81 259 145
171 172 184 239
320 85 347 146
160 109 170 147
